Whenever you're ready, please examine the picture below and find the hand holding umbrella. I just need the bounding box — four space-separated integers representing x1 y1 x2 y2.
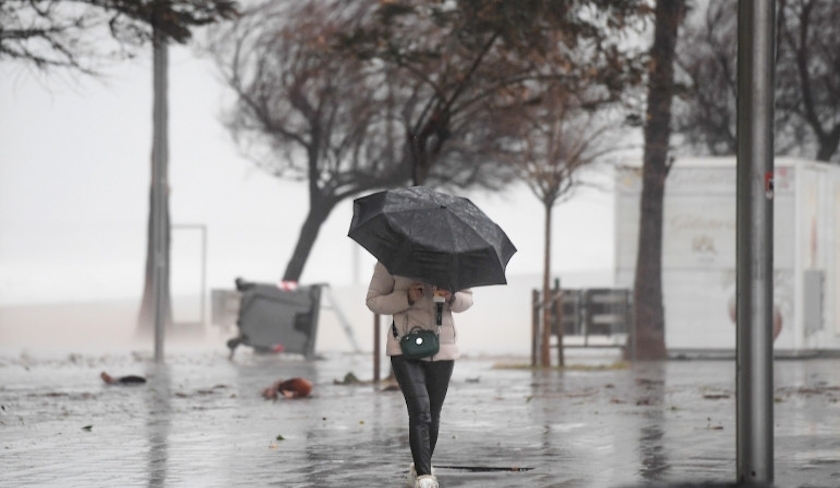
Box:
407 282 425 305
432 287 449 326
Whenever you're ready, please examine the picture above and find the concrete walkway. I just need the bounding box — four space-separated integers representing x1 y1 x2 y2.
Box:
1 346 838 487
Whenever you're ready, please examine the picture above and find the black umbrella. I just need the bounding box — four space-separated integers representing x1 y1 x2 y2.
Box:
348 186 517 292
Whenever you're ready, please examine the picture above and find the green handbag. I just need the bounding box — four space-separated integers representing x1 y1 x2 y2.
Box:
398 326 440 360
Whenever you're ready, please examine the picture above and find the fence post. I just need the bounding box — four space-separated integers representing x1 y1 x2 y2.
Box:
553 278 564 367
373 313 381 384
531 289 539 367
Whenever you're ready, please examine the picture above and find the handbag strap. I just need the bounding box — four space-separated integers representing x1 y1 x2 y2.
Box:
392 320 441 339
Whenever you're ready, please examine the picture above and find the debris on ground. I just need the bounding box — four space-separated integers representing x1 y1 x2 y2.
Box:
334 372 362 385
262 377 312 400
100 372 146 385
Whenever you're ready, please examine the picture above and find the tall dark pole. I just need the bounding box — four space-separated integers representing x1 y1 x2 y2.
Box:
151 26 170 363
736 0 775 484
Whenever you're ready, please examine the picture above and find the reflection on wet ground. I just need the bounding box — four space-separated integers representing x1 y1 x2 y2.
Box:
1 349 839 487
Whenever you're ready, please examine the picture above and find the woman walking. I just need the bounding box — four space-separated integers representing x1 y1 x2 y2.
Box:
366 261 473 488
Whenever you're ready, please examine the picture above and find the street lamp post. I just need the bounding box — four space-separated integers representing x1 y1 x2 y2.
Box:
736 0 776 484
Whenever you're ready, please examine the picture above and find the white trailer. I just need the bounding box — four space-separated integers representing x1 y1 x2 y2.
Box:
615 157 840 354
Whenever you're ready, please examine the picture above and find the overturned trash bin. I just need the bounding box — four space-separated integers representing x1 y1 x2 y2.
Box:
227 278 322 359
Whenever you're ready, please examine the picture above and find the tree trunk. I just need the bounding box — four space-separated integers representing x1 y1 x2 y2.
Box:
409 132 431 186
630 0 685 361
282 199 336 282
541 202 554 367
137 27 172 338
815 126 840 162
137 192 172 334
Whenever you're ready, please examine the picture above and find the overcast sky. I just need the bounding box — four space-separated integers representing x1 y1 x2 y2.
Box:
0 44 618 307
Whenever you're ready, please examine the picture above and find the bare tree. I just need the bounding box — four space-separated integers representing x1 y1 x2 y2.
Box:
675 0 840 163
339 0 648 186
207 1 411 282
207 0 626 282
1 0 237 74
776 0 840 162
504 87 625 367
672 1 739 156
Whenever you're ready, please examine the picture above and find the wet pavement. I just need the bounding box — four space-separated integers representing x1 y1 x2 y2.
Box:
1 346 839 488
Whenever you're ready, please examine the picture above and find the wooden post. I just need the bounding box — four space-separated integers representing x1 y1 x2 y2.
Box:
553 278 564 367
373 313 381 383
531 289 540 367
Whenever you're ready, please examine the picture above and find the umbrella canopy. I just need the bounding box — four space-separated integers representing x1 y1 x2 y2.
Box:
348 186 517 291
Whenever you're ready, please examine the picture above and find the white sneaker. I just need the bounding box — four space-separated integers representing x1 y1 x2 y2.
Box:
415 474 439 488
407 462 436 486
406 463 417 487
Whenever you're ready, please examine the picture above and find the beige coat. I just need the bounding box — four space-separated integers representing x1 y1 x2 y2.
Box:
365 261 474 361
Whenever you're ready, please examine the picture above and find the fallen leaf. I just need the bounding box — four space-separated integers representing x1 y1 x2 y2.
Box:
276 434 285 441
82 425 93 431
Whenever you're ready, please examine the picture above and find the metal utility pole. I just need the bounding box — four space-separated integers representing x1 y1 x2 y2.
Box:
151 27 170 363
736 0 775 484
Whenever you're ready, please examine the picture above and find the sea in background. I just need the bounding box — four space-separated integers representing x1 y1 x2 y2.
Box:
0 269 615 359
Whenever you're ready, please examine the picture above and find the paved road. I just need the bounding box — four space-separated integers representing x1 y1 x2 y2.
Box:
1 347 838 487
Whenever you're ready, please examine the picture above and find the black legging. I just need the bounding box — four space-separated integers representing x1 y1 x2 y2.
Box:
391 356 455 477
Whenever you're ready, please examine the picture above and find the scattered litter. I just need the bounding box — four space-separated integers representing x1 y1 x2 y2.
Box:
100 372 146 385
334 372 361 385
262 378 312 400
